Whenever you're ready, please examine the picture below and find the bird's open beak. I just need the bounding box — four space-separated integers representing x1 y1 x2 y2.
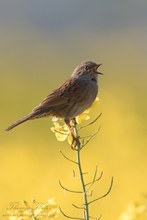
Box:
96 64 103 75
97 72 103 75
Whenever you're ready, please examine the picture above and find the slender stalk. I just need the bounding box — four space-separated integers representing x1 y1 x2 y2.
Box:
73 123 89 220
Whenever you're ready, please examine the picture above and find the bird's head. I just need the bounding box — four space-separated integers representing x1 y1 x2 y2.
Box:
71 61 103 79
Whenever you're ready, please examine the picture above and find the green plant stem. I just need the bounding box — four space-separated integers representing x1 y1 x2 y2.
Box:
73 124 89 220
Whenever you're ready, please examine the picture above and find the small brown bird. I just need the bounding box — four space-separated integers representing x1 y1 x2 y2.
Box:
5 61 102 139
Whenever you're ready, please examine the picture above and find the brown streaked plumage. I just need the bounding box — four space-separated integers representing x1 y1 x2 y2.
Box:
5 61 102 134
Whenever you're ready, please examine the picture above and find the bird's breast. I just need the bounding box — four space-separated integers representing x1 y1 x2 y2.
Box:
67 79 98 119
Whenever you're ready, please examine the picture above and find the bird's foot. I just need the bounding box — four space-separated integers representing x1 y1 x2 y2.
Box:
65 118 81 149
71 135 81 150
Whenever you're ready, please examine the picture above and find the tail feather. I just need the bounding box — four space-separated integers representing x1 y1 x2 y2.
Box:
5 112 34 131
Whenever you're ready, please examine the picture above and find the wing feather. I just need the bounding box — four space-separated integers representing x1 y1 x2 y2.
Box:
33 77 83 111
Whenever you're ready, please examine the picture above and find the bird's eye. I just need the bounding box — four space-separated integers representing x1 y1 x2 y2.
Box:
85 66 89 70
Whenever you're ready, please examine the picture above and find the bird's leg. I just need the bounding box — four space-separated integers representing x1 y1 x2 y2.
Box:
64 118 80 149
71 117 77 125
71 118 81 148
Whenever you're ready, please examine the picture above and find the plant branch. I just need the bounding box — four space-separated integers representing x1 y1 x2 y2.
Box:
73 123 90 220
78 113 102 131
59 180 83 193
88 177 114 205
86 167 103 193
59 114 113 220
59 207 84 220
72 203 84 210
60 150 78 164
81 127 101 148
85 171 103 187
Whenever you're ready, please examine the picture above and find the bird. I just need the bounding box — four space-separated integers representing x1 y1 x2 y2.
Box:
5 61 102 143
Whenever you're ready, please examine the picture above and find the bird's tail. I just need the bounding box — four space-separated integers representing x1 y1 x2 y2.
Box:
5 112 35 131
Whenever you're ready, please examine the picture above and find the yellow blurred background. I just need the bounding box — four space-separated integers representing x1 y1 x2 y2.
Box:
0 1 147 219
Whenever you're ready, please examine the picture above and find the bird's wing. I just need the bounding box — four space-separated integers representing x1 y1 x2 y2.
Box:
33 77 88 112
59 77 89 104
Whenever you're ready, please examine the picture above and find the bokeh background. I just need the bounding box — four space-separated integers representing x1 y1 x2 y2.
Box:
1 0 147 219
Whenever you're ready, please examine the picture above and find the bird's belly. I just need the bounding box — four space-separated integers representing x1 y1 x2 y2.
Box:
52 80 98 120
71 95 96 118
